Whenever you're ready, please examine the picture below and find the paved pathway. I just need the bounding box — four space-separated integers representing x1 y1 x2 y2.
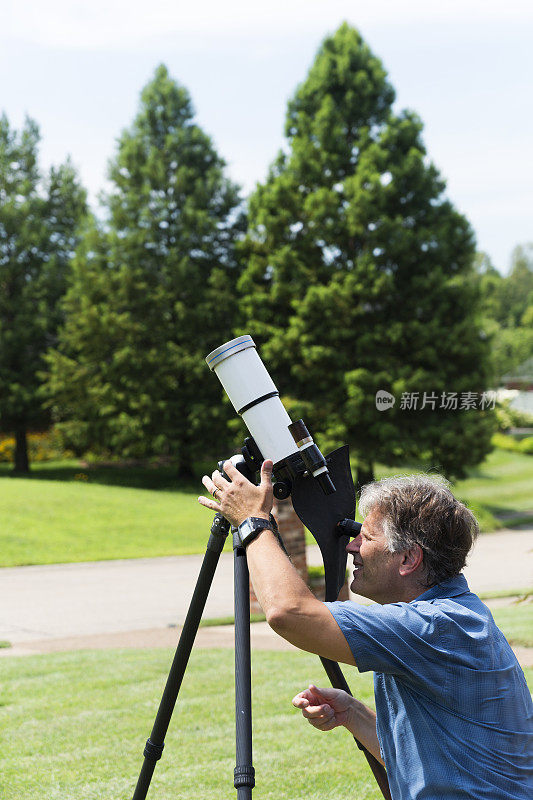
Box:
0 552 236 643
0 528 531 658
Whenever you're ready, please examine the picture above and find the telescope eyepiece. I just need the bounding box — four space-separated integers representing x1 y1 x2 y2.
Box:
288 419 311 447
336 519 362 538
288 419 335 495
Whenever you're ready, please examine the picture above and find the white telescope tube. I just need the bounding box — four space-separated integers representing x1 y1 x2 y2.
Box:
205 335 298 465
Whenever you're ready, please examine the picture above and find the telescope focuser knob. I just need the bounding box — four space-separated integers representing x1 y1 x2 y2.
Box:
273 479 292 500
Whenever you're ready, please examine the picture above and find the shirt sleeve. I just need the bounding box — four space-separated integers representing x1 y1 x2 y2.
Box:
325 599 449 691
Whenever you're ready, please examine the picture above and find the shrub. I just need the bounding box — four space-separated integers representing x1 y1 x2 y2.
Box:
0 437 14 462
495 401 533 433
492 432 533 455
0 430 73 463
519 436 533 455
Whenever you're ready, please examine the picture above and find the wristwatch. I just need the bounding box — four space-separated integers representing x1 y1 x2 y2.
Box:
237 516 274 547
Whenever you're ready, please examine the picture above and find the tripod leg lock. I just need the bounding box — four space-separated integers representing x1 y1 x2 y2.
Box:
234 765 255 789
143 738 165 762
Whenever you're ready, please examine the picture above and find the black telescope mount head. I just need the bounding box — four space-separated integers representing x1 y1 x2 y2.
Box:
225 420 336 502
219 435 356 603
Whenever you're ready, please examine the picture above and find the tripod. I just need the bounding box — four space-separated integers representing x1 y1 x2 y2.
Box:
131 505 391 800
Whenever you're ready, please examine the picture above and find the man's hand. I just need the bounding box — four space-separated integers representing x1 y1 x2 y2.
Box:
198 459 274 529
293 683 384 764
292 684 354 732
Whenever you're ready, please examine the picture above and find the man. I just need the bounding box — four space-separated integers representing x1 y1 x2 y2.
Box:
199 461 533 799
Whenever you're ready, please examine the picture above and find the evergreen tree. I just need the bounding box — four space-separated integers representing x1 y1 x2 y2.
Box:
45 66 244 475
0 114 87 471
475 252 504 323
499 245 533 328
239 24 494 481
476 246 533 380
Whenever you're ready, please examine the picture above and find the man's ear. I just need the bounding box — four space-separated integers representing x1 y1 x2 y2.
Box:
399 544 424 576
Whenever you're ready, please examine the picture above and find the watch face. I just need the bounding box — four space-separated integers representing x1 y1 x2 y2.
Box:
246 520 262 534
239 517 270 543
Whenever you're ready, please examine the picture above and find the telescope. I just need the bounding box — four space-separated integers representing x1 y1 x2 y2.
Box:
206 334 356 603
206 334 335 499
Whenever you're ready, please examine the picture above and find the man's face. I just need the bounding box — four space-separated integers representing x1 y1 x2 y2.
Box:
345 508 404 604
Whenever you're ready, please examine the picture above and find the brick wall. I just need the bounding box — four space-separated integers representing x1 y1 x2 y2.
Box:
248 497 349 613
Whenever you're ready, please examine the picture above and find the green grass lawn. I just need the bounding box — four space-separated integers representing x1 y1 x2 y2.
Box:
0 575 530 799
453 448 533 520
0 447 532 567
490 601 533 648
0 461 224 566
0 648 384 800
1 641 531 800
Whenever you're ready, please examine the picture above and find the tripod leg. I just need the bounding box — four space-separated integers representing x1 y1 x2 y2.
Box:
132 514 230 800
320 657 392 800
233 534 255 799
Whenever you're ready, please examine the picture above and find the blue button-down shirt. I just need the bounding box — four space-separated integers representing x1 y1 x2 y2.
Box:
326 574 533 799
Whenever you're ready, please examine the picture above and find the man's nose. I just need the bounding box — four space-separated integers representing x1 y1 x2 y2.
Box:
346 533 362 554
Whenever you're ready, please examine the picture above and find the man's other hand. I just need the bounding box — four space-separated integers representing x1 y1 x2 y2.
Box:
292 684 354 732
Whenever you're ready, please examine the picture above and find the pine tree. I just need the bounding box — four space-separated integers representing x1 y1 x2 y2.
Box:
476 246 533 380
239 24 494 481
499 245 533 328
0 114 87 470
45 66 244 474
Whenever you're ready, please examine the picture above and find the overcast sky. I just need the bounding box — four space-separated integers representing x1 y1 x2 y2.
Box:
2 0 532 273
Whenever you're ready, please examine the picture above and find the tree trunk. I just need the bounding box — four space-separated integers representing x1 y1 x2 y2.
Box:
355 461 374 494
176 464 195 482
14 427 30 473
249 496 308 615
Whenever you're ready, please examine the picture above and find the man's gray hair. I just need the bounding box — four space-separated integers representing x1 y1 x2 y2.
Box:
359 474 479 587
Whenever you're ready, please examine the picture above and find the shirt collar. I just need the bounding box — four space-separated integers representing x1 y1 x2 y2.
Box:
413 573 470 603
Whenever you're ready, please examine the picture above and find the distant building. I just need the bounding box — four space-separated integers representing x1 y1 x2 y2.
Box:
501 357 533 415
